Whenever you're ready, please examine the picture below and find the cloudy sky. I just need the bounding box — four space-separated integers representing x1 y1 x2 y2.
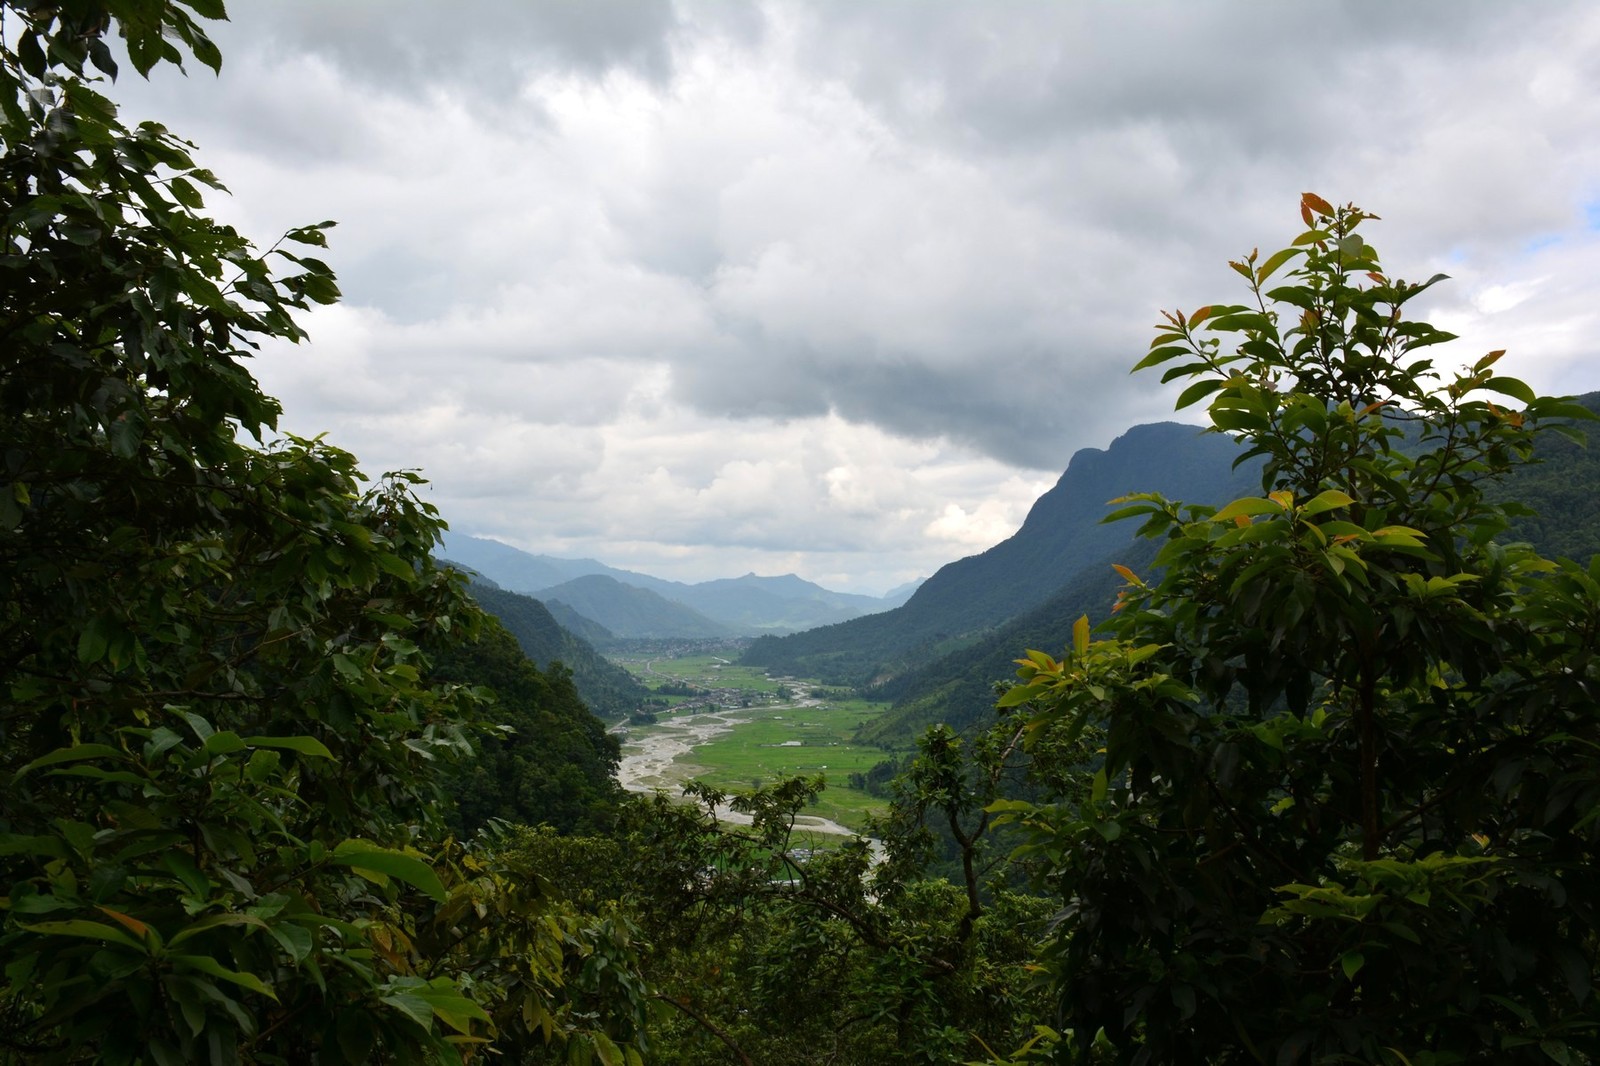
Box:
108 1 1600 594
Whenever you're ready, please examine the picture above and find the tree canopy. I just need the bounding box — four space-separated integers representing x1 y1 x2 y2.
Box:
6 5 1597 1061
0 5 641 1062
998 194 1600 1064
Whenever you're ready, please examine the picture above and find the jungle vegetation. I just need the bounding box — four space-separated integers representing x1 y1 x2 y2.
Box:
3 5 1597 1064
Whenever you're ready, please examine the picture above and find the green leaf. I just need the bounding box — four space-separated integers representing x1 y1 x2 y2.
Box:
168 913 270 948
332 841 446 902
22 920 144 951
1132 344 1193 373
172 954 278 1000
1174 377 1225 411
1540 1039 1573 1065
18 744 124 776
1211 497 1283 522
1254 246 1303 284
1301 489 1355 517
373 552 417 579
203 730 247 756
410 979 491 1035
0 834 68 859
1478 376 1537 405
381 992 435 1030
996 684 1044 709
592 1031 625 1066
77 615 113 663
243 735 336 760
1340 950 1365 980
168 176 205 209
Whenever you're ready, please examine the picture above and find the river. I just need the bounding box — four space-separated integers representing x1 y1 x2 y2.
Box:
613 705 871 841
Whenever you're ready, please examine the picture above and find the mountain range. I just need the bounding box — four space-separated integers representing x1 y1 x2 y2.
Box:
445 394 1600 739
742 421 1260 687
760 394 1600 746
457 580 651 721
439 532 919 638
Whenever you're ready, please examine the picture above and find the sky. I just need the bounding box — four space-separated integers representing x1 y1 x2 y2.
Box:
103 1 1600 594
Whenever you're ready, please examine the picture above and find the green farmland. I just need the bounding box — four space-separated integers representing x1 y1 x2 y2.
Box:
612 652 902 831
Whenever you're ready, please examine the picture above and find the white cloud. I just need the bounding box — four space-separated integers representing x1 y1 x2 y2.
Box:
99 0 1600 593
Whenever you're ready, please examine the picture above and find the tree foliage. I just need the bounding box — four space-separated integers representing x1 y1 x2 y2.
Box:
998 195 1600 1064
0 5 646 1062
501 773 1052 1066
428 615 623 837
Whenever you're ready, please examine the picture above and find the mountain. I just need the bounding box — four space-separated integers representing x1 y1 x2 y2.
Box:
427 612 623 834
540 574 738 639
881 578 925 608
462 581 649 720
858 540 1154 746
741 422 1260 686
438 532 908 635
438 534 607 591
856 391 1600 746
666 573 890 633
1492 390 1600 560
542 599 618 646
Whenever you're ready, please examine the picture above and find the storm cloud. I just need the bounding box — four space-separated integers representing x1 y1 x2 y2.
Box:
101 1 1600 592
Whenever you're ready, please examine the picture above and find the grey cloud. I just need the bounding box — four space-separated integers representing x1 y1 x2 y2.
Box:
90 0 1600 590
789 0 1539 150
218 1 684 94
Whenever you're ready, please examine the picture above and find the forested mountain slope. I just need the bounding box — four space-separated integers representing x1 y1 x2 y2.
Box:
742 421 1258 685
441 533 901 634
542 598 619 646
863 390 1600 746
541 574 738 638
428 614 622 834
1496 390 1600 558
465 582 650 719
860 538 1158 746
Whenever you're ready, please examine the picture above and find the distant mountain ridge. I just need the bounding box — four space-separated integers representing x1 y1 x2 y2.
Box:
741 422 1261 686
843 393 1600 747
541 574 737 639
437 532 918 637
460 581 649 720
443 394 1600 748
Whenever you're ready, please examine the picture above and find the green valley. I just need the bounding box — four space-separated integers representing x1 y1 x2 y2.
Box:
608 648 902 831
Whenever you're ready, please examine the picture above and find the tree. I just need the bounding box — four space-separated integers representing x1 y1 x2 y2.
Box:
997 195 1600 1064
0 6 645 1062
479 766 1054 1066
428 616 623 837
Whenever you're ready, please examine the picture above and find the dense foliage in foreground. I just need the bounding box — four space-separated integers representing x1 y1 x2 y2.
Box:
0 5 630 1061
3 4 1597 1062
996 195 1600 1064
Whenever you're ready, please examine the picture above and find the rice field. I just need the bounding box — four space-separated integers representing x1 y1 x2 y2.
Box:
613 654 902 830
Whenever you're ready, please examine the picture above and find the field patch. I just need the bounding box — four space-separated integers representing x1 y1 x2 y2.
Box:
612 651 902 830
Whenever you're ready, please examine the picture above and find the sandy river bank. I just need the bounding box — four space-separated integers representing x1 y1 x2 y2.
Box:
613 707 867 840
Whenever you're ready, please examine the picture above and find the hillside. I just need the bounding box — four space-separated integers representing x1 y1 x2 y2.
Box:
440 533 906 634
741 421 1259 685
541 574 738 639
859 539 1156 747
427 613 623 834
1494 390 1600 559
464 582 650 720
543 599 618 646
861 391 1600 746
669 573 886 632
